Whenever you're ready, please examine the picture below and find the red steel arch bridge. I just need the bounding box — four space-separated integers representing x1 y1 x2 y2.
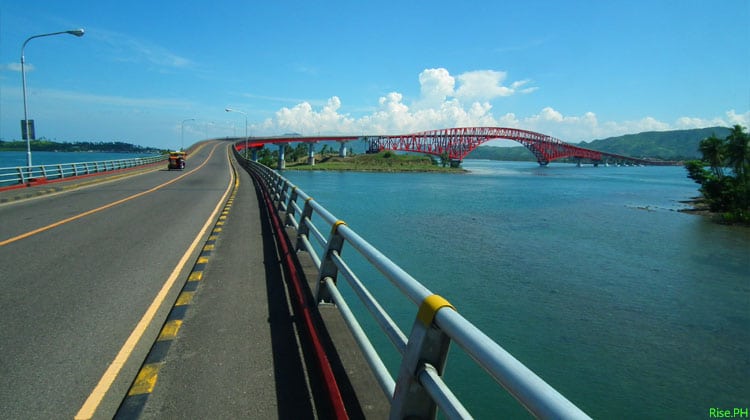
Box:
233 127 676 167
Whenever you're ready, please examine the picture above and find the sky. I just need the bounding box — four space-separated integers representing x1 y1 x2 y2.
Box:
0 0 748 150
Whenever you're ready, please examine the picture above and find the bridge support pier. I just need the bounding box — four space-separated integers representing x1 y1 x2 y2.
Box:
338 141 348 157
251 148 259 162
307 143 316 166
277 144 286 170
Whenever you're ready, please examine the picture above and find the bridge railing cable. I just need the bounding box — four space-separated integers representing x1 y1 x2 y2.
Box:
0 155 166 187
237 149 591 420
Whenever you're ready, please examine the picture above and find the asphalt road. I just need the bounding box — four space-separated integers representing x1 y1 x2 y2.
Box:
0 141 235 419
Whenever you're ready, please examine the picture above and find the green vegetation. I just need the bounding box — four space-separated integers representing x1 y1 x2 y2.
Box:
581 127 731 160
684 125 749 224
266 148 464 172
466 145 536 161
468 127 732 162
0 139 162 154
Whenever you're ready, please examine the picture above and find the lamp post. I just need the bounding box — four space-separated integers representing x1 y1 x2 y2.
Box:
181 118 195 151
21 28 85 168
225 108 248 158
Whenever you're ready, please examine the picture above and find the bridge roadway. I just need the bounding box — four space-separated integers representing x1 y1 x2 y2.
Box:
0 140 385 419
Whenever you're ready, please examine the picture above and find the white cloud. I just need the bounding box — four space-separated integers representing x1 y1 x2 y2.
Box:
256 90 747 142
91 29 192 69
252 67 748 141
674 110 749 129
455 70 513 100
416 68 455 109
5 63 34 72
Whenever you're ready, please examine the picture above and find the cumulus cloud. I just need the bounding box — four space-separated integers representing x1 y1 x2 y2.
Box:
252 67 747 142
414 68 536 105
456 70 513 100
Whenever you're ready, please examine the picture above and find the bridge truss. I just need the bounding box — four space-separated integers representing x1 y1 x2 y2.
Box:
233 127 676 166
368 127 634 166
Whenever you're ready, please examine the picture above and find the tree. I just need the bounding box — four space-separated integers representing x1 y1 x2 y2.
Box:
439 151 450 168
686 125 750 223
698 134 725 178
725 124 749 209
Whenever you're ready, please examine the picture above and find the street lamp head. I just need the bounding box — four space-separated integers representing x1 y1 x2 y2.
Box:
67 29 85 37
225 108 233 112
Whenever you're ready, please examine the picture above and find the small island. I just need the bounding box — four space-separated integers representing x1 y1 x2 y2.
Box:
270 150 465 173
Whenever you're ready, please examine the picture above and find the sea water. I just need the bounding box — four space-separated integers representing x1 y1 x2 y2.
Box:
280 160 750 419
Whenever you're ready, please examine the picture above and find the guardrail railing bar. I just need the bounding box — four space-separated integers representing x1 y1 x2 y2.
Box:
239 155 591 420
435 309 591 419
417 364 473 420
303 217 328 250
298 234 322 270
331 251 408 354
1 155 164 187
323 276 396 402
337 224 432 306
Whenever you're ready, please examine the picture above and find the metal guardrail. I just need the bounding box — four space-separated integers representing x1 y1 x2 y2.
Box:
0 155 166 187
238 152 591 419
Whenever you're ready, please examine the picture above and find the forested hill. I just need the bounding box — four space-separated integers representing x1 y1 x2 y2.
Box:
467 126 731 161
0 139 162 154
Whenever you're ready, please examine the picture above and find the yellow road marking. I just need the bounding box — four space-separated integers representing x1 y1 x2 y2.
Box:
158 320 183 341
197 256 209 264
74 143 236 420
127 364 161 396
0 145 219 247
188 271 203 281
175 292 194 306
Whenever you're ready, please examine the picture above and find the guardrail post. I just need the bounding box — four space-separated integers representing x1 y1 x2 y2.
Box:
57 164 64 179
277 182 289 212
285 186 299 227
316 220 347 303
274 177 285 202
296 197 315 252
17 167 26 184
391 295 455 419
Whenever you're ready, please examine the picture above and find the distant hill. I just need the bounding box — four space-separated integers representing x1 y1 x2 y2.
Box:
467 126 732 161
579 126 731 160
0 139 163 154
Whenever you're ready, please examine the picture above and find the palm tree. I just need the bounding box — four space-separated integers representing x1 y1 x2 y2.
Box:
725 125 749 210
699 134 726 178
725 124 749 182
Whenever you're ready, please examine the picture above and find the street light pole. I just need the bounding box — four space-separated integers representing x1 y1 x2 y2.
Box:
181 118 195 151
21 28 84 168
225 108 248 158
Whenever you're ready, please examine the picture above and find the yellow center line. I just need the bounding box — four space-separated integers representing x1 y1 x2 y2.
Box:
75 143 236 419
0 145 219 247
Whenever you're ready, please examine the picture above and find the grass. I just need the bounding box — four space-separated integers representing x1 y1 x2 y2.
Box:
283 151 466 172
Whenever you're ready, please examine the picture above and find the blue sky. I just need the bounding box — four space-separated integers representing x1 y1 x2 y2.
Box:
0 0 748 149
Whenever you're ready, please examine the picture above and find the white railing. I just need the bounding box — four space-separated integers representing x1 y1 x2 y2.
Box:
0 155 166 186
238 150 591 419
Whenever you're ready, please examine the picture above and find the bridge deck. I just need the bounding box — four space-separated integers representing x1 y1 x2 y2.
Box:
129 156 388 418
0 149 388 419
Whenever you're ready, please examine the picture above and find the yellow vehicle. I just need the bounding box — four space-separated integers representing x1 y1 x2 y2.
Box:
167 151 186 170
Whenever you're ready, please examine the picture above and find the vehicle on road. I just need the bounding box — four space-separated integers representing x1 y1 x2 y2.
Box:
167 151 186 170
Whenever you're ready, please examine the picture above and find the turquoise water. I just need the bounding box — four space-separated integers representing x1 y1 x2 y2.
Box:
0 151 158 168
280 160 750 419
